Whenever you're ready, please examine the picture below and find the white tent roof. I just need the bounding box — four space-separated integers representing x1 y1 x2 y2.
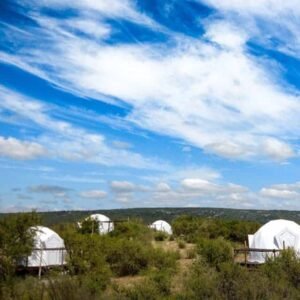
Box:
248 219 300 263
24 226 66 267
150 220 173 235
88 214 114 234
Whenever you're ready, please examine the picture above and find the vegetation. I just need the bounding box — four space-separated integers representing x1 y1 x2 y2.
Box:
1 211 300 299
0 212 40 281
2 207 300 227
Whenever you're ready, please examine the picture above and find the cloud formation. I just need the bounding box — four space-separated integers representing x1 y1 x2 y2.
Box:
0 86 166 169
80 190 107 199
0 136 46 160
1 0 299 162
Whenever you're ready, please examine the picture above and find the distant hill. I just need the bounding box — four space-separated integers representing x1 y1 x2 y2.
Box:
2 207 300 226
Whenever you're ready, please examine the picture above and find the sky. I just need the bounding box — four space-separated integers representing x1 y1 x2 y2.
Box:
1 0 300 212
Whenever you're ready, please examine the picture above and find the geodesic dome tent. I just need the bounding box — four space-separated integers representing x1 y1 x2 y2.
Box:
248 219 300 263
150 220 173 235
23 226 66 267
88 214 114 234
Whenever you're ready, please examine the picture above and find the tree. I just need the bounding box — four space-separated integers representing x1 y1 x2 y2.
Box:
0 211 41 280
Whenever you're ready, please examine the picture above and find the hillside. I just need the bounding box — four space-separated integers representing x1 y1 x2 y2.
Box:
2 207 300 226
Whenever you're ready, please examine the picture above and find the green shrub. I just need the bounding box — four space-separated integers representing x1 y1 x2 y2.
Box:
263 249 300 290
172 216 260 243
0 212 41 281
112 271 173 300
180 259 218 299
154 231 168 241
111 219 152 243
105 238 150 276
178 240 186 249
78 217 100 234
149 248 179 272
197 237 233 267
62 227 111 293
112 279 160 300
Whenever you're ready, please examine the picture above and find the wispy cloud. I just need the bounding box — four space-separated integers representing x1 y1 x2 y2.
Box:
0 85 168 169
1 1 299 162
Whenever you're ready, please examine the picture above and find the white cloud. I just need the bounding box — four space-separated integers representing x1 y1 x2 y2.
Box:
1 1 300 163
181 178 219 192
204 21 248 49
201 0 300 58
202 0 300 17
111 181 136 193
260 187 299 199
80 190 107 199
0 136 46 160
261 138 295 161
0 86 167 169
156 182 172 192
260 181 300 200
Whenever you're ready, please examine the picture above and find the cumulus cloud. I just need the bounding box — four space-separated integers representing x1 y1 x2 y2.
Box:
0 136 46 160
80 190 107 199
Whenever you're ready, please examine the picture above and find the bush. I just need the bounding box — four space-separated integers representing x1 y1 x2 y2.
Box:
62 226 111 293
112 279 161 300
0 212 41 281
178 240 186 249
149 248 179 272
111 219 152 243
112 270 173 300
105 238 150 276
180 259 218 299
172 216 260 243
78 217 100 234
154 231 168 241
197 237 233 267
263 249 300 290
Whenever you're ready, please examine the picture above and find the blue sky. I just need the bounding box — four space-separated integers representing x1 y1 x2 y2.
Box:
1 0 300 212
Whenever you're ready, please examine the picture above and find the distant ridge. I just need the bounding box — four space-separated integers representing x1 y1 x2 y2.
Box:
2 207 300 226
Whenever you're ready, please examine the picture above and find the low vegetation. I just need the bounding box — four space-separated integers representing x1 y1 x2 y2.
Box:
1 212 300 299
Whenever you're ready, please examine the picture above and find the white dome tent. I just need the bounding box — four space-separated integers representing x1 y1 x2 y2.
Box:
24 226 66 267
88 214 114 234
248 219 300 263
150 220 173 235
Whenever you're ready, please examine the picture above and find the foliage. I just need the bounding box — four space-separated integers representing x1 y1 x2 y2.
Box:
112 271 173 300
263 249 300 290
111 219 152 242
105 238 150 276
153 231 168 241
78 217 100 234
62 225 111 294
197 237 233 267
172 215 260 243
178 240 186 249
0 212 41 281
149 247 179 272
179 259 218 299
3 213 300 299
